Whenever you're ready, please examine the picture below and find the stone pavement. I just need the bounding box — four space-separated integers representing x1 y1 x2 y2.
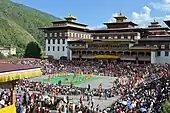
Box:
74 76 118 89
48 94 121 113
59 95 120 110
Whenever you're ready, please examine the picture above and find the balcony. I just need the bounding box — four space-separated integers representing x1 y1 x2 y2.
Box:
138 56 151 61
93 55 120 59
68 46 86 49
72 54 93 59
87 47 128 51
120 55 136 61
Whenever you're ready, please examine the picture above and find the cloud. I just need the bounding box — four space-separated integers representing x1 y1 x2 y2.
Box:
131 6 153 27
162 0 170 3
90 1 170 29
107 5 170 28
150 0 170 12
131 6 170 27
164 15 170 20
89 13 118 29
88 24 106 30
108 13 118 22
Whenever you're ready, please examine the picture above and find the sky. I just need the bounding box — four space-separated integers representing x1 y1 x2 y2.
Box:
11 0 170 28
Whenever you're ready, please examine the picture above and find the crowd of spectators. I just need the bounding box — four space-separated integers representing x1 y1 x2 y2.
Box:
106 73 170 113
0 89 11 109
15 79 122 113
1 58 169 113
9 59 170 78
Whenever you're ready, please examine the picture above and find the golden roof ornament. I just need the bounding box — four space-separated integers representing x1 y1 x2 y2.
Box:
69 12 72 17
65 13 77 22
120 10 122 16
154 18 156 22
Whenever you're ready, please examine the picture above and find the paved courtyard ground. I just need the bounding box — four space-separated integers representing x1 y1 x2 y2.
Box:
59 95 121 110
30 75 120 112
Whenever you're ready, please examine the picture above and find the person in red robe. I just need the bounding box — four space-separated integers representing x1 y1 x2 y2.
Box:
39 107 42 113
98 83 102 89
80 96 82 104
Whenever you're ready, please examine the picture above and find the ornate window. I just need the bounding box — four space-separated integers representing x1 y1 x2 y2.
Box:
154 45 157 47
62 39 65 44
50 33 53 37
48 46 50 51
124 36 128 39
121 36 124 39
57 39 60 44
165 51 169 56
157 51 161 56
53 39 55 44
131 36 135 40
53 46 55 51
54 33 57 37
161 45 165 49
48 39 50 44
59 33 62 37
117 36 121 39
64 32 68 37
44 33 48 37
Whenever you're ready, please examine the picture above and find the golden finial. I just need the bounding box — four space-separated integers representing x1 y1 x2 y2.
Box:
65 12 76 21
154 18 156 22
69 12 72 17
120 10 122 16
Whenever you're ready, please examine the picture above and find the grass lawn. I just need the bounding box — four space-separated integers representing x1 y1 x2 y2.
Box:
42 73 99 85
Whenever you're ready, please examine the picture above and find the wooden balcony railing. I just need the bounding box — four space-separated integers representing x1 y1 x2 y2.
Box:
68 46 86 49
88 47 128 50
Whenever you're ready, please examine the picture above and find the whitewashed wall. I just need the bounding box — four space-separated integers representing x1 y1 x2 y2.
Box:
45 38 68 59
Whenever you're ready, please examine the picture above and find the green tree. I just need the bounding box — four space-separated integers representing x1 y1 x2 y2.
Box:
0 52 5 59
161 100 170 113
7 54 17 59
24 41 41 58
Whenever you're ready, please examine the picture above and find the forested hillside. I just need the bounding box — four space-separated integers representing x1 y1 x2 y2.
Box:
0 0 61 56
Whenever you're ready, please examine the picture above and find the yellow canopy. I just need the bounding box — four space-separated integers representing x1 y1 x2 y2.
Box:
93 55 120 59
129 46 158 50
0 104 16 113
41 55 48 59
0 68 42 83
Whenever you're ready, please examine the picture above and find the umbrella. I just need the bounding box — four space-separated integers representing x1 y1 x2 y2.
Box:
140 108 147 112
127 99 131 105
128 104 133 110
121 101 127 105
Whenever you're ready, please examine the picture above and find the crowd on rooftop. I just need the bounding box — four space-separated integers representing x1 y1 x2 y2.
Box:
0 89 11 109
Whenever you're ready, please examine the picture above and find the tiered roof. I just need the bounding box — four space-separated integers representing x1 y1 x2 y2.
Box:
103 11 138 29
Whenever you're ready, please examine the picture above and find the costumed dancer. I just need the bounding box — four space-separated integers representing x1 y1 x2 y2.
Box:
48 75 51 81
